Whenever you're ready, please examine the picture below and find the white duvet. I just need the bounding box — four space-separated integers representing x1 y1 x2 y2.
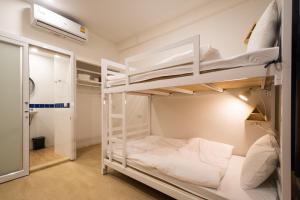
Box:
112 136 234 189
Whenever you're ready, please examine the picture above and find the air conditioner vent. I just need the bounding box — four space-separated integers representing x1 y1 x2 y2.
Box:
32 4 88 42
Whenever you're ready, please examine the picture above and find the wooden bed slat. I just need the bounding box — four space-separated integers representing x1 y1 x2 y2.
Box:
164 87 194 94
202 84 224 93
139 90 170 96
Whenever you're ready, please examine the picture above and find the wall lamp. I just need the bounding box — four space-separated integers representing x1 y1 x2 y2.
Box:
238 88 268 121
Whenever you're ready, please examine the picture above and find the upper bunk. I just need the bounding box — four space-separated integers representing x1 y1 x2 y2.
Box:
101 0 282 95
101 37 282 95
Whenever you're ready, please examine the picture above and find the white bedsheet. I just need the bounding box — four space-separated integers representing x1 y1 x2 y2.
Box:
208 156 278 200
107 47 279 86
110 136 278 200
111 136 232 189
199 47 279 71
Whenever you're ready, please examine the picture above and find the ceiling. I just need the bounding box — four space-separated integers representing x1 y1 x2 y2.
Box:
26 0 212 43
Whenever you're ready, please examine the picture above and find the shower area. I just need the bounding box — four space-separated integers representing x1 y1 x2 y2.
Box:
28 45 74 171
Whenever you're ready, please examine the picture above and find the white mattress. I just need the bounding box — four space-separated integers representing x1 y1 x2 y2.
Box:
107 47 279 86
109 137 278 200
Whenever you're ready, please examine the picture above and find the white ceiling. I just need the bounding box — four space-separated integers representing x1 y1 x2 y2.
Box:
26 0 212 43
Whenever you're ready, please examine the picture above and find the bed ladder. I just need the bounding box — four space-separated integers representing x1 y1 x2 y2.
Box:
108 92 127 167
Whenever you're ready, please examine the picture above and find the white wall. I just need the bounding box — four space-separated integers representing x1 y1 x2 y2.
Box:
29 53 55 149
117 0 273 156
151 90 272 156
75 86 101 149
118 0 271 59
0 0 119 149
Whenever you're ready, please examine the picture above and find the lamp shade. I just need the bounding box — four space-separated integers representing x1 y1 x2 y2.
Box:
239 90 251 102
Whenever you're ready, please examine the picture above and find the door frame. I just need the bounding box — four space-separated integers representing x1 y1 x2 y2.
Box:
0 30 76 182
28 44 76 161
27 41 76 161
0 35 29 183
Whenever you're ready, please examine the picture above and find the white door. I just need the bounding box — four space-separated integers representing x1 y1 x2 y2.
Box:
0 36 29 183
53 53 76 160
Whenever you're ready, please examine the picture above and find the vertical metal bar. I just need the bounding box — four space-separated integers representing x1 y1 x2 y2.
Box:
147 95 152 136
123 55 129 167
108 94 113 162
101 60 108 174
122 92 127 167
193 35 200 76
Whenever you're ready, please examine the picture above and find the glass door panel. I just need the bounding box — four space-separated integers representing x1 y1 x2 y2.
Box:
0 36 29 183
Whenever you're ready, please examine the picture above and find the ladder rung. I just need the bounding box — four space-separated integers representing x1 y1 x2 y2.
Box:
111 114 123 119
111 137 122 142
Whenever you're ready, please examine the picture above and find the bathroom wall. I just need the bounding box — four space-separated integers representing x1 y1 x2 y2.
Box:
29 53 55 149
29 50 72 153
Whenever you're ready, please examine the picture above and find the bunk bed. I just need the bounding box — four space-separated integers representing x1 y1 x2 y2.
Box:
100 1 290 199
100 36 282 200
100 44 281 200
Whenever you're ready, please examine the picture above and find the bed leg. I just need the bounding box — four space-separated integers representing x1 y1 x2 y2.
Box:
101 164 108 175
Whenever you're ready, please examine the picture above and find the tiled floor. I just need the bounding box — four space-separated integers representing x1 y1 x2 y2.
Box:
30 147 67 168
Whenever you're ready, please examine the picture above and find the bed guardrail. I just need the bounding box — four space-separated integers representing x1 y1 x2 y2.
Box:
124 35 200 76
101 35 201 89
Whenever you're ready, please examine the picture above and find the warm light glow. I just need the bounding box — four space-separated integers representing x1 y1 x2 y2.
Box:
30 47 38 53
239 94 248 101
54 54 60 58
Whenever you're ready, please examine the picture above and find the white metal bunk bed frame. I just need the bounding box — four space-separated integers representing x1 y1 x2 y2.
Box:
100 0 293 196
100 31 291 199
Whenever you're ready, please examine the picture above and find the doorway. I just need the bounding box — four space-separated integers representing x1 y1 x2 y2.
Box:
28 45 75 171
0 32 76 183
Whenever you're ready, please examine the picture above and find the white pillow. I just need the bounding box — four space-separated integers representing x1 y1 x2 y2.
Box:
199 138 234 176
240 134 278 189
199 45 222 61
247 0 279 52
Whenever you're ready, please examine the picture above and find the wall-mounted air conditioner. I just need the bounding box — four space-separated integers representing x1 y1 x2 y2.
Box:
31 4 88 42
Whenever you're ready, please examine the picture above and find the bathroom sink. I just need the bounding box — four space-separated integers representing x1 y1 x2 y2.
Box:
29 109 38 125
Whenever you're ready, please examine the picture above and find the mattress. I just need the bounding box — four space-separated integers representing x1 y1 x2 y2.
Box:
107 47 279 86
109 137 278 200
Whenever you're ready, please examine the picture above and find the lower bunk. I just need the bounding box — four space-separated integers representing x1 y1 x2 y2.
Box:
103 135 279 200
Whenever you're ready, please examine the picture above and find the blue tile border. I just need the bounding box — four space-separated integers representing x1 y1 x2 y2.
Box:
29 103 70 108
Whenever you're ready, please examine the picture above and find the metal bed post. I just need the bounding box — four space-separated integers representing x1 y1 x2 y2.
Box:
101 59 108 175
147 95 152 136
193 35 200 76
108 93 113 162
122 60 130 168
122 92 127 167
